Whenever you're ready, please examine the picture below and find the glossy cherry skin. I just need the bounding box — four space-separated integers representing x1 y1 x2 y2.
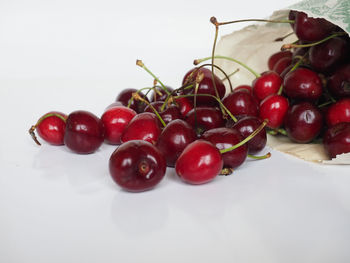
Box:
283 68 323 101
323 122 350 158
121 112 162 144
273 56 292 75
109 140 166 192
252 71 282 101
150 86 173 102
182 67 226 106
116 88 149 113
293 11 337 42
259 94 289 129
328 64 350 98
222 90 259 118
145 102 182 125
185 107 225 136
156 119 197 167
309 37 349 73
268 51 293 70
64 110 104 154
284 102 323 143
36 111 67 145
174 97 193 117
175 140 223 185
101 106 137 145
230 116 267 154
325 98 350 127
234 85 253 93
202 127 247 169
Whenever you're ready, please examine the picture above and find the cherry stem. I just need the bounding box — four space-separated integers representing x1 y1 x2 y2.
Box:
210 18 220 112
247 152 271 160
220 119 268 154
274 31 294 42
136 60 171 96
132 92 167 127
29 113 66 146
198 63 234 93
281 32 347 51
211 17 294 26
194 55 260 78
127 86 154 108
221 68 239 82
219 168 234 175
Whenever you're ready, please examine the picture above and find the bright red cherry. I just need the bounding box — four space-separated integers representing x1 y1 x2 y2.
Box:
116 88 149 113
284 102 323 143
252 71 282 101
101 106 137 145
156 119 197 167
121 112 162 144
259 94 289 129
222 90 259 118
323 122 350 159
202 127 247 169
174 97 193 117
283 68 323 101
175 140 223 185
109 140 166 192
29 111 67 146
64 110 104 154
325 98 350 127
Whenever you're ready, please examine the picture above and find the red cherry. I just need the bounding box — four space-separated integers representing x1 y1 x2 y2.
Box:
64 110 104 154
267 51 292 70
145 102 182 125
202 127 247 169
230 116 267 154
156 119 197 167
30 111 67 146
116 88 149 113
109 140 166 192
121 112 162 144
222 90 259 118
323 122 350 158
325 98 350 127
252 71 282 101
185 107 225 136
284 102 323 143
234 85 253 93
101 106 137 145
327 64 350 98
272 56 292 75
150 86 173 102
259 94 289 129
175 140 223 185
174 97 193 117
283 68 323 101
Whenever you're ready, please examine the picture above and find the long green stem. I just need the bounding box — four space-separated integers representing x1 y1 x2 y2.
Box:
127 86 154 108
214 18 294 26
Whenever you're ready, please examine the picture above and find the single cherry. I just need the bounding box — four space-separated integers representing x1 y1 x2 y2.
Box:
323 122 350 158
175 140 223 185
121 112 162 144
64 110 104 154
234 85 253 93
327 64 350 98
268 51 292 70
325 98 350 127
145 102 182 125
174 97 193 117
101 106 137 145
150 86 173 102
273 56 293 75
230 116 267 154
156 119 197 167
116 88 149 113
284 102 323 143
29 111 67 146
252 71 282 101
202 127 247 169
109 140 166 192
222 90 259 118
259 94 289 129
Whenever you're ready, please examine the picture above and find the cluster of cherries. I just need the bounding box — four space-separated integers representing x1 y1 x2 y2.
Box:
29 10 350 192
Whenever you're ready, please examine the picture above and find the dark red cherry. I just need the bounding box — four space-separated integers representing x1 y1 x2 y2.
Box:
234 85 253 93
30 111 67 146
230 116 267 154
101 106 137 145
109 140 166 192
202 127 247 169
293 11 337 42
144 101 164 113
182 67 226 106
325 98 350 127
64 110 104 154
175 140 223 185
324 122 350 158
284 102 323 143
116 88 149 113
145 102 182 125
174 97 193 117
156 119 197 167
259 94 289 129
327 64 350 98
222 90 259 118
283 68 323 101
252 71 282 101
309 37 349 73
185 107 225 136
121 112 162 144
268 51 292 70
150 86 173 102
273 56 293 75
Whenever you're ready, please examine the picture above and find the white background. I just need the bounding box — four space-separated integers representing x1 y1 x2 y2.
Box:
1 0 350 263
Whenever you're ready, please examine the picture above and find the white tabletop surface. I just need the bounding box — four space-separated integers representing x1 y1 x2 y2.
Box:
1 0 350 262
